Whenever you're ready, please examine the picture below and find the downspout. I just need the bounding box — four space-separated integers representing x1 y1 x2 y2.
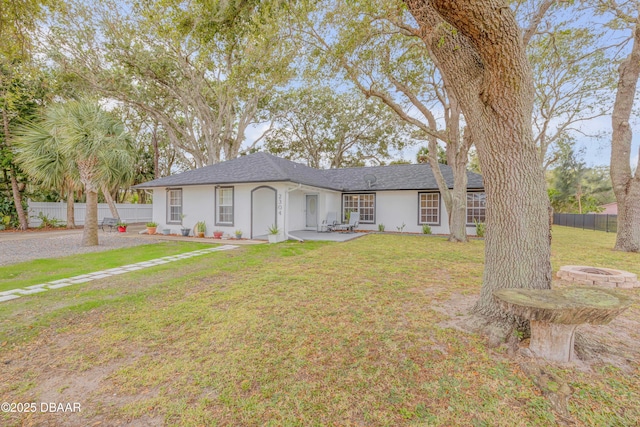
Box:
286 184 304 242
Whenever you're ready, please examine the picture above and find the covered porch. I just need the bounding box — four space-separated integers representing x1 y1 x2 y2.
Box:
285 185 342 234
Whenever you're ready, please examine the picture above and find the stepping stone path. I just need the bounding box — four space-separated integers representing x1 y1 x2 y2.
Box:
0 245 237 303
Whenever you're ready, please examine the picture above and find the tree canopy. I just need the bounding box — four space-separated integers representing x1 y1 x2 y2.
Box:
265 87 411 168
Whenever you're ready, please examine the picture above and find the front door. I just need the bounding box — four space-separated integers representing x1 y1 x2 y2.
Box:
306 195 318 228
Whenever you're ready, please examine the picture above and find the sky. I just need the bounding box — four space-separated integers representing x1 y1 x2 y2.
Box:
244 115 640 169
567 116 639 169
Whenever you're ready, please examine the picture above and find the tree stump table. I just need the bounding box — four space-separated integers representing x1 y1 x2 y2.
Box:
493 287 632 362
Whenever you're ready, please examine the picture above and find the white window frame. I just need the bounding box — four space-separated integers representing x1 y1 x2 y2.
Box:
466 192 487 225
216 186 234 226
167 188 182 224
342 193 375 224
418 192 440 225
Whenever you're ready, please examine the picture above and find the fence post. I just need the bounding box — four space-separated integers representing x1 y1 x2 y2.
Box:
606 215 609 233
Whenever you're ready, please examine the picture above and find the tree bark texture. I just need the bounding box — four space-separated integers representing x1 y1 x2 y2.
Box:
448 155 469 242
425 133 469 243
78 158 99 246
404 0 552 320
445 126 472 243
66 189 76 229
82 190 99 246
152 123 160 180
611 12 640 253
8 171 28 230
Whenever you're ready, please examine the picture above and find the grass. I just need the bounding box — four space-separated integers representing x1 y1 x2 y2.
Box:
0 226 638 426
0 241 216 292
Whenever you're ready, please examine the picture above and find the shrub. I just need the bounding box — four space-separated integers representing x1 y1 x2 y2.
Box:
35 212 65 229
268 224 279 235
378 223 385 232
474 220 486 237
1 215 10 230
422 224 432 234
0 195 26 229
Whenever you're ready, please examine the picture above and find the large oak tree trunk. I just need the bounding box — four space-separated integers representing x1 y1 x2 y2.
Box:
471 115 552 319
611 15 640 253
426 143 469 243
422 101 469 243
446 126 472 242
449 159 469 242
404 0 552 322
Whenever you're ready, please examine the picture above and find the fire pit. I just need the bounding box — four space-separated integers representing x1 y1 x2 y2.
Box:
557 265 638 289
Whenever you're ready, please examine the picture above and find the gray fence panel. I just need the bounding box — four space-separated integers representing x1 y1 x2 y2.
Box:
28 201 153 227
553 213 617 233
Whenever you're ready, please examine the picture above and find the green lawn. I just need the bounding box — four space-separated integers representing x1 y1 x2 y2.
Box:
0 241 217 292
0 227 638 426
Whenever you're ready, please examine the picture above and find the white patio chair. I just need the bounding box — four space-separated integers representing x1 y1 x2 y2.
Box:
335 212 360 233
320 211 338 232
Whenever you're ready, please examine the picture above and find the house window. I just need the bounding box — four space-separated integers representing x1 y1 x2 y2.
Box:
216 187 234 225
419 192 440 225
342 193 375 223
167 189 182 223
467 192 486 224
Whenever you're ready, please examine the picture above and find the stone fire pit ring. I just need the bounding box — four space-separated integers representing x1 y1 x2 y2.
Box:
557 265 639 289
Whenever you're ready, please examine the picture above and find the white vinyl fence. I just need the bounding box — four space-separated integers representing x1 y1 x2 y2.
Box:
28 201 153 227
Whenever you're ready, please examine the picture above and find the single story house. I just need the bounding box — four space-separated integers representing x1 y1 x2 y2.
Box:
135 152 485 239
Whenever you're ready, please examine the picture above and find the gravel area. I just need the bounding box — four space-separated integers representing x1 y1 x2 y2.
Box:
0 233 157 266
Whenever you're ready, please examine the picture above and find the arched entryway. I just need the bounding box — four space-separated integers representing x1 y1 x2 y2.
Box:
251 186 277 239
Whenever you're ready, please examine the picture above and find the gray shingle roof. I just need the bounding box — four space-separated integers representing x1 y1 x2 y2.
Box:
325 163 484 191
135 152 484 191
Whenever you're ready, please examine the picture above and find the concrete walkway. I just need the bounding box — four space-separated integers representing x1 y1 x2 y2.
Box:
0 244 238 303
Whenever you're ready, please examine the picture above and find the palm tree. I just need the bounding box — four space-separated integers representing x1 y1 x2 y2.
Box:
15 100 134 246
10 120 82 229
